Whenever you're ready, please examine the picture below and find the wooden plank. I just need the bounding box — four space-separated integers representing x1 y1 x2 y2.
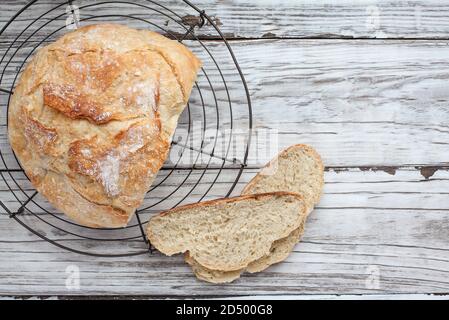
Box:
2 39 449 167
0 168 448 295
216 294 449 300
3 166 449 214
2 1 449 40
2 293 449 299
1 1 448 299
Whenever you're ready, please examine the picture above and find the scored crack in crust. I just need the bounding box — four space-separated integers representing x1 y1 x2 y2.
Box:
8 24 201 228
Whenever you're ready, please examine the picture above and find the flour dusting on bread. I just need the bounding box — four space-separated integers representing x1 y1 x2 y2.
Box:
8 24 202 227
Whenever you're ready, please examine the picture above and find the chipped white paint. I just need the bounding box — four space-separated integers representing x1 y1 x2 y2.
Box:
2 1 449 40
4 40 449 168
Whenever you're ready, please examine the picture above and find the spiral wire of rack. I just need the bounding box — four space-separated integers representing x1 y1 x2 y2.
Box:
0 0 252 257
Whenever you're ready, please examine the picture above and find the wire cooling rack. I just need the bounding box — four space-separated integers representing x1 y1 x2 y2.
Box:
0 0 252 257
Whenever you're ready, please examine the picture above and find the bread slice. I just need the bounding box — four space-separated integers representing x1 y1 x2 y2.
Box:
147 192 308 271
243 144 324 271
187 144 324 282
185 221 305 283
242 144 324 208
246 220 306 273
185 252 243 284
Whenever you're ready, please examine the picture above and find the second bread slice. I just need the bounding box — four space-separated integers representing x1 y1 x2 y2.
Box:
147 192 308 271
242 144 324 271
185 222 306 283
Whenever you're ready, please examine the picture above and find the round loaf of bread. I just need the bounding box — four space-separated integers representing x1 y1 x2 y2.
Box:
8 24 201 228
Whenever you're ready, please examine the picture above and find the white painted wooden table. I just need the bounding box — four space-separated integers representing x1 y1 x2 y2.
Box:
1 0 449 299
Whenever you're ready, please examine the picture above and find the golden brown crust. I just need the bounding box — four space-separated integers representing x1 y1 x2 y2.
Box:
8 24 201 228
43 84 113 124
42 49 163 124
39 171 130 228
22 111 58 154
140 30 202 101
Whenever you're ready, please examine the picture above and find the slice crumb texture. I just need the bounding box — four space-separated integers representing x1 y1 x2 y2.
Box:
147 192 308 271
185 144 324 283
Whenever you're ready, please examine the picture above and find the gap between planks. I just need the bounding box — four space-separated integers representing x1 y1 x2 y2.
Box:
0 293 448 300
0 165 445 179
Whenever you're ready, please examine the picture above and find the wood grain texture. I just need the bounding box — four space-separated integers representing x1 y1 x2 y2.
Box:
2 39 449 167
1 0 449 40
1 168 449 296
1 1 449 298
